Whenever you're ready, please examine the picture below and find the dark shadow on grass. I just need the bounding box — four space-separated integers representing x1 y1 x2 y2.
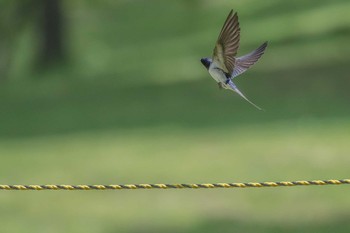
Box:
0 62 349 139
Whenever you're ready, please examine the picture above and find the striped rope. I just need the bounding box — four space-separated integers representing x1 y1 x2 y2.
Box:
0 179 349 190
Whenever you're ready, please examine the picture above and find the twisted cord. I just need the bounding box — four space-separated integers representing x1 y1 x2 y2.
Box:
0 179 349 190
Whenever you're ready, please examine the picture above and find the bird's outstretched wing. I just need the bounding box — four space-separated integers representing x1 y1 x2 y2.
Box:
232 42 268 78
212 10 240 74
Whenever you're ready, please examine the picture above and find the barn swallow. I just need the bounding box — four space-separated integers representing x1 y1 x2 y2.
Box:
201 10 268 110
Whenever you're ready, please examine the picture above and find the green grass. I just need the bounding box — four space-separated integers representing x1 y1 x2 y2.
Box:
1 0 350 232
1 121 350 233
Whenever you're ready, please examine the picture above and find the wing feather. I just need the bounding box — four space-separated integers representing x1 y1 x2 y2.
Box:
212 10 240 74
232 42 268 78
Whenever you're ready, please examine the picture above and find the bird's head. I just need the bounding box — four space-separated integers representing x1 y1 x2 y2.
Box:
200 58 211 70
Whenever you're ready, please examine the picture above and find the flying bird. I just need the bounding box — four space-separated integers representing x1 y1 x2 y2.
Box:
200 10 268 110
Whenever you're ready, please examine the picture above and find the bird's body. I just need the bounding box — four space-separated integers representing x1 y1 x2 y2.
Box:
201 10 268 110
208 60 227 84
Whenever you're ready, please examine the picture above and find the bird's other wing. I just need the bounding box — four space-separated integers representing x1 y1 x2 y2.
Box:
212 10 240 74
232 41 268 78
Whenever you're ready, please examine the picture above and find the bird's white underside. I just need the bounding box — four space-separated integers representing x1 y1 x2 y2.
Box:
208 62 231 89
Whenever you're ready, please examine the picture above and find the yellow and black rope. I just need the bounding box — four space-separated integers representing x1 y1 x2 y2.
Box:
0 179 349 190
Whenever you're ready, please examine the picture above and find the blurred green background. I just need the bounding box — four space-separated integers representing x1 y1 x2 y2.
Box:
1 0 350 232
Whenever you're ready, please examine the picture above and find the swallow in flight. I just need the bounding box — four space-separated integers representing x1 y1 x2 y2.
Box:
201 10 268 110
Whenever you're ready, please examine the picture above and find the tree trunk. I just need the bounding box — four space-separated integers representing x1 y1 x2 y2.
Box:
39 0 66 67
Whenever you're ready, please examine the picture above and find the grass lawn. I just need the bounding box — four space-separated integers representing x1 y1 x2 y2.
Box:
0 120 350 233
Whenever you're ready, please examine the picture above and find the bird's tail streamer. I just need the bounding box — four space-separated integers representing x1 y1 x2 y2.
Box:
227 80 263 111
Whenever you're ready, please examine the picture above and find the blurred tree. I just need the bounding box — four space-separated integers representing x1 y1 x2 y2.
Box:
0 0 67 80
0 1 34 81
38 0 66 67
